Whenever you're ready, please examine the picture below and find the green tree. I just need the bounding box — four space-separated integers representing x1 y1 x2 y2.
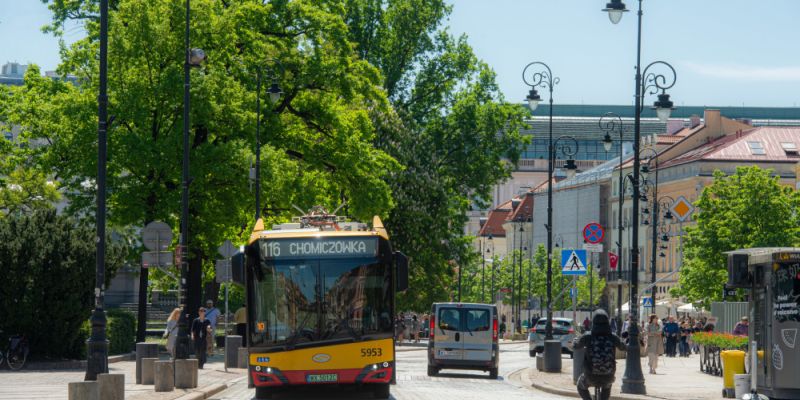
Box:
344 0 529 310
575 264 606 308
0 210 128 358
16 0 398 302
672 166 800 308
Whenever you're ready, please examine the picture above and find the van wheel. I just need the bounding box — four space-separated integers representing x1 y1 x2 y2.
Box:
373 383 390 399
427 365 438 376
255 387 274 399
529 350 536 358
489 368 498 379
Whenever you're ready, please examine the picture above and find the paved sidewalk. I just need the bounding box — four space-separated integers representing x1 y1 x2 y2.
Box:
0 353 247 400
511 353 726 400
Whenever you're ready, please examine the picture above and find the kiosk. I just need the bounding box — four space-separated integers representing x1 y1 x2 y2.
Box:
727 248 800 400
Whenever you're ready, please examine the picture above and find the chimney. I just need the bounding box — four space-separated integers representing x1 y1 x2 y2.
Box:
479 217 488 228
690 115 701 128
704 109 722 136
511 198 521 210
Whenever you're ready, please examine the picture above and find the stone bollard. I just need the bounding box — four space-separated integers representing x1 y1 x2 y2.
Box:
98 373 125 400
225 336 242 368
141 358 158 385
572 347 585 384
237 347 249 369
174 358 198 389
154 360 175 392
543 340 562 372
68 381 99 400
135 342 159 384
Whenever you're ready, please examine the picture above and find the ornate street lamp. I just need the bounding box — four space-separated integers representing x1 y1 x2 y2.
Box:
523 61 580 372
601 0 677 393
254 61 283 220
600 112 626 331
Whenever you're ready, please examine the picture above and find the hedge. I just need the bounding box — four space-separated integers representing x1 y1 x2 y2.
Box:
76 309 137 358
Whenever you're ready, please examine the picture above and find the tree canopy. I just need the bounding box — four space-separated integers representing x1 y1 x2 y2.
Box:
673 166 800 308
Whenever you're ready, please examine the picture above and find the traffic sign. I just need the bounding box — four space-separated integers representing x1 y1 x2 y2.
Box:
218 239 236 258
583 222 604 244
642 297 654 307
670 196 695 222
142 221 173 251
215 259 232 283
569 287 578 299
561 249 588 275
583 243 603 252
142 251 174 268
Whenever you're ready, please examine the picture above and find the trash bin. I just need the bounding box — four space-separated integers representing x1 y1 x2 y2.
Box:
572 347 585 384
735 374 751 399
721 350 745 398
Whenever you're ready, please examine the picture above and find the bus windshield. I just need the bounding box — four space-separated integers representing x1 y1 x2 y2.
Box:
250 256 393 348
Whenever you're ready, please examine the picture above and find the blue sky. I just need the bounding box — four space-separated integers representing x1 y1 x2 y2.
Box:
2 1 800 107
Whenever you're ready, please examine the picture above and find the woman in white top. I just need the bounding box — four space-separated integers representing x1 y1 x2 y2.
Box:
163 308 181 358
645 314 663 374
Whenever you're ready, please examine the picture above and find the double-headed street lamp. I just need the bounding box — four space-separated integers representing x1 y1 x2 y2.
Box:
254 62 283 220
177 0 207 361
600 112 627 332
602 0 677 394
523 61 577 371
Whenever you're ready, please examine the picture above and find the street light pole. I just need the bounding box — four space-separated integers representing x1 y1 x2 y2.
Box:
254 63 282 221
86 0 109 381
640 148 658 313
176 0 206 360
603 0 676 394
600 112 625 334
481 237 486 303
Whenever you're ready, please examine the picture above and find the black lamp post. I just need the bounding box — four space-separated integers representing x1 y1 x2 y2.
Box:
487 234 494 303
176 0 206 360
481 236 487 303
523 60 580 371
644 191 674 309
254 62 283 220
86 0 109 381
602 0 677 394
600 112 626 333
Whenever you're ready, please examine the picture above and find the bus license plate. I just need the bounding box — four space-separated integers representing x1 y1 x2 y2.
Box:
306 373 338 384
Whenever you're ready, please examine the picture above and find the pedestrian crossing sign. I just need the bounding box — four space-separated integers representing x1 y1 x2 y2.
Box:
561 249 588 275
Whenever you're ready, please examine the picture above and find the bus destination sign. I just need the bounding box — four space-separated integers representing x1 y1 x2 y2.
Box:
260 237 378 259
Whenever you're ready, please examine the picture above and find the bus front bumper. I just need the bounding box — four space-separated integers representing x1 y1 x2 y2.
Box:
251 362 394 387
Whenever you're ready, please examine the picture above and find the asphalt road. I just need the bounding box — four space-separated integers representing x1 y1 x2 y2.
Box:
209 342 573 400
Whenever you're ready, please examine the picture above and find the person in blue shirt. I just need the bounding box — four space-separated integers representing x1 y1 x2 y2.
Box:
662 316 680 357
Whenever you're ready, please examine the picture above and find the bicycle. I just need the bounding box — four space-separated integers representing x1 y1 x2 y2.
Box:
3 334 29 370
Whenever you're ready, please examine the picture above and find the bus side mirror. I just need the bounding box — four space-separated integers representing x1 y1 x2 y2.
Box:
231 252 245 285
395 251 409 292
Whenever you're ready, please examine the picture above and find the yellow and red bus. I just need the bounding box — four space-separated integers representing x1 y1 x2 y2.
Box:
242 210 408 399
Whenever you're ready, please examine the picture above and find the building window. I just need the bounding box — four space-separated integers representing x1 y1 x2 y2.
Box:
781 142 798 155
747 141 766 155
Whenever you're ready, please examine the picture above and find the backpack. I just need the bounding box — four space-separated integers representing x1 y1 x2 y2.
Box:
587 335 616 376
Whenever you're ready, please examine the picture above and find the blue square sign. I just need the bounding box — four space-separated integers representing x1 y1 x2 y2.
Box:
561 249 588 276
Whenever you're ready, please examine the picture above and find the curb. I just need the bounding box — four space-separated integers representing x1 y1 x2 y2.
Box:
512 367 668 400
174 383 228 400
25 352 135 371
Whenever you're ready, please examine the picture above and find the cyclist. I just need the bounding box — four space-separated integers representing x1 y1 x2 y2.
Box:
574 309 626 400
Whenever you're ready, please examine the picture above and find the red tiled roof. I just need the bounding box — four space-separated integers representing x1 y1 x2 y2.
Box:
507 193 533 223
479 200 512 237
659 127 800 168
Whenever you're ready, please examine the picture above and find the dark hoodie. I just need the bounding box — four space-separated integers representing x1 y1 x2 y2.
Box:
574 310 626 379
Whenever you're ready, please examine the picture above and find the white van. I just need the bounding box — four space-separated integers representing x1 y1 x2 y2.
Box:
426 303 499 378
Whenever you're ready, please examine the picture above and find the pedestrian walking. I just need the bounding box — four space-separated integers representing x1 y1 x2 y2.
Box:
582 316 591 333
411 315 420 343
162 308 181 358
574 309 626 400
205 300 220 355
679 320 691 357
645 314 663 374
234 306 247 346
395 314 406 345
192 307 212 369
663 316 679 357
732 316 749 336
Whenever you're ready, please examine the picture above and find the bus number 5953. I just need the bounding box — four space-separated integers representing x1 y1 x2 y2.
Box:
361 348 382 357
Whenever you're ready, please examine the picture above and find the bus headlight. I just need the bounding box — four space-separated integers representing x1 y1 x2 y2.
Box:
254 365 262 372
382 362 389 368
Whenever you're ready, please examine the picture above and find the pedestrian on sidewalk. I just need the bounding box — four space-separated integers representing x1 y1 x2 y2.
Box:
234 306 247 346
163 308 181 358
411 315 420 343
582 316 591 333
574 309 626 400
192 307 212 369
679 320 691 357
732 316 749 336
645 314 663 374
205 300 220 355
663 316 679 357
395 314 406 345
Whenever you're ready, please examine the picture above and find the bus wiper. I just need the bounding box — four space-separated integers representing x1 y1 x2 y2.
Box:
285 311 316 349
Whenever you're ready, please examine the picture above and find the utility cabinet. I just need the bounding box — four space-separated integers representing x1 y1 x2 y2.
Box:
727 248 800 400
